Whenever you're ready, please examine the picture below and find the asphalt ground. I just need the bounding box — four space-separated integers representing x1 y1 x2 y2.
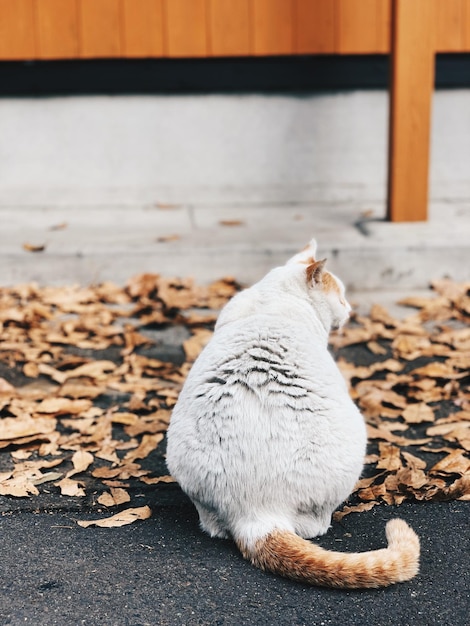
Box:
0 500 468 626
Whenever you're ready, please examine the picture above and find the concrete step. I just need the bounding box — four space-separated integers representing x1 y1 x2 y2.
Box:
1 202 468 292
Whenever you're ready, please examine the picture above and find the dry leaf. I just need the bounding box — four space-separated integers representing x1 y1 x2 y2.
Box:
429 450 470 476
36 398 92 415
77 505 151 528
23 242 46 253
32 471 63 485
155 234 180 243
56 477 86 497
410 362 465 380
402 403 435 424
0 416 57 441
333 501 378 522
68 450 94 476
219 220 244 227
367 341 388 355
376 443 402 471
98 488 131 507
402 451 427 471
0 378 15 393
49 222 68 231
183 329 213 362
0 477 39 498
140 475 176 485
123 433 164 463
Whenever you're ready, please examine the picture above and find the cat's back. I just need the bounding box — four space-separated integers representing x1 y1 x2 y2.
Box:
171 308 349 435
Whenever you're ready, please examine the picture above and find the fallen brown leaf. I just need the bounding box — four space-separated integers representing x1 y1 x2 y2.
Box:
402 403 435 424
0 416 57 442
155 234 181 243
23 242 46 253
55 477 86 497
98 487 131 507
333 501 378 522
68 450 94 476
219 220 244 227
77 505 152 528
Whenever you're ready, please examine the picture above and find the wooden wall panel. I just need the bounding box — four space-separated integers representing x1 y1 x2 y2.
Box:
0 0 36 60
388 0 435 222
79 0 122 58
376 0 392 53
294 0 336 53
164 0 208 57
121 0 164 57
436 0 470 53
0 0 470 60
209 0 252 56
435 0 464 52
252 0 295 55
336 0 390 54
35 0 79 59
465 0 470 50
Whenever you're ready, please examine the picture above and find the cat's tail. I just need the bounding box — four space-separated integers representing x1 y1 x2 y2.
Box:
235 518 419 589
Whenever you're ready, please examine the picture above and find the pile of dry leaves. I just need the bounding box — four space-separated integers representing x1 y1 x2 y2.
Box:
0 274 468 526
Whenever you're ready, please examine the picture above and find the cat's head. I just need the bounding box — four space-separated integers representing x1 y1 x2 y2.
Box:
289 240 351 330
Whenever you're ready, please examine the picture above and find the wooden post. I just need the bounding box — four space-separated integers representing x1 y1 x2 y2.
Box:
387 0 435 222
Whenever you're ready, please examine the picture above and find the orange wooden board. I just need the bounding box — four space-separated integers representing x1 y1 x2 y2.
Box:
388 0 435 222
465 0 470 50
430 0 470 53
121 0 165 58
336 0 390 54
294 0 336 54
78 0 122 58
0 0 36 60
36 0 79 59
209 0 252 56
252 0 295 55
164 0 208 57
0 0 470 60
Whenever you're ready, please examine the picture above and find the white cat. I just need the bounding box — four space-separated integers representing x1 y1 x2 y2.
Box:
166 240 420 588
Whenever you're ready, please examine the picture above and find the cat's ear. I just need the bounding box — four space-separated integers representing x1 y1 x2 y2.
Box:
306 259 327 285
286 238 318 265
308 238 318 258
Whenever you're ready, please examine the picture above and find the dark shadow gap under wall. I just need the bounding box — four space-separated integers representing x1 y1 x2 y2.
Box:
0 54 468 97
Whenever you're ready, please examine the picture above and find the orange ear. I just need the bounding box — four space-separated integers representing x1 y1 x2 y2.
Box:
306 259 327 285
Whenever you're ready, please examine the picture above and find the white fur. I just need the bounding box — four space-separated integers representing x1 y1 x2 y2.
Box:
166 245 366 550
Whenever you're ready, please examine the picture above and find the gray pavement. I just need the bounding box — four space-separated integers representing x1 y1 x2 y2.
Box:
0 501 468 626
1 201 469 292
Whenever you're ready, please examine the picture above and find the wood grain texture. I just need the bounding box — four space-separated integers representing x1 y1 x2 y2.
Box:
252 0 294 55
336 0 390 54
121 0 164 57
438 0 470 53
434 0 464 52
35 0 79 59
209 0 251 56
78 0 122 58
0 0 36 59
1 0 470 60
294 0 336 53
376 0 392 53
388 0 435 222
464 0 470 50
164 0 208 57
